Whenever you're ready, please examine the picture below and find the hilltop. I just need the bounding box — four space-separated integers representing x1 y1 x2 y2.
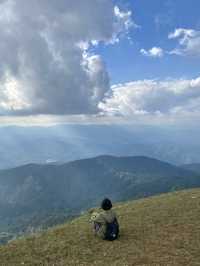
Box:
0 188 200 266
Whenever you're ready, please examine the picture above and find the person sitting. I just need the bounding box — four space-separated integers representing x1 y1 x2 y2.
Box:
90 198 119 241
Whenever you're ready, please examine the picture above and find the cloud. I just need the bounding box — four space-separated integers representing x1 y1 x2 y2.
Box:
142 28 200 58
140 47 164 58
99 77 200 117
168 28 200 56
0 0 133 116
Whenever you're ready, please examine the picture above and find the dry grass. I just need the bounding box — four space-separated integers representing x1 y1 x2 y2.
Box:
0 188 200 266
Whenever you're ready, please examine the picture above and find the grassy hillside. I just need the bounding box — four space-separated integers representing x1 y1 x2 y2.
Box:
0 188 200 266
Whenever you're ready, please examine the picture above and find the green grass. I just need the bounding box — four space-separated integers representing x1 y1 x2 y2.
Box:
0 188 200 266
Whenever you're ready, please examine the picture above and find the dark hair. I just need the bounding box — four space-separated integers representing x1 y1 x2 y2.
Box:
101 198 112 210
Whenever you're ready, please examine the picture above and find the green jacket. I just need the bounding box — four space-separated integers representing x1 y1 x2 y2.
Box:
92 209 117 239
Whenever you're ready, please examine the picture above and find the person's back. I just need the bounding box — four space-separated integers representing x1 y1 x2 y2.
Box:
90 198 119 240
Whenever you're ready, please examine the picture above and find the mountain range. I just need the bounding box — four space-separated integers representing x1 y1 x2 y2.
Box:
0 155 200 243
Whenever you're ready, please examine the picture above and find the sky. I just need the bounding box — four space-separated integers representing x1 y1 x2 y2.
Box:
99 0 200 83
0 0 200 126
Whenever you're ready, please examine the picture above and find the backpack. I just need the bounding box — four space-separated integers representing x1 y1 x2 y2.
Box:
104 218 119 241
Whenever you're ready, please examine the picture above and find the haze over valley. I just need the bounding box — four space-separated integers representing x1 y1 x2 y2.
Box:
0 124 200 170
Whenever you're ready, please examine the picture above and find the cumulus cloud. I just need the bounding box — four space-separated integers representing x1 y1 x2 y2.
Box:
168 28 200 56
142 28 200 58
99 77 200 116
0 0 133 115
140 47 164 58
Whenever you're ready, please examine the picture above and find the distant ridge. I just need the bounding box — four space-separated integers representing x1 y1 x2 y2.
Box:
181 163 200 175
